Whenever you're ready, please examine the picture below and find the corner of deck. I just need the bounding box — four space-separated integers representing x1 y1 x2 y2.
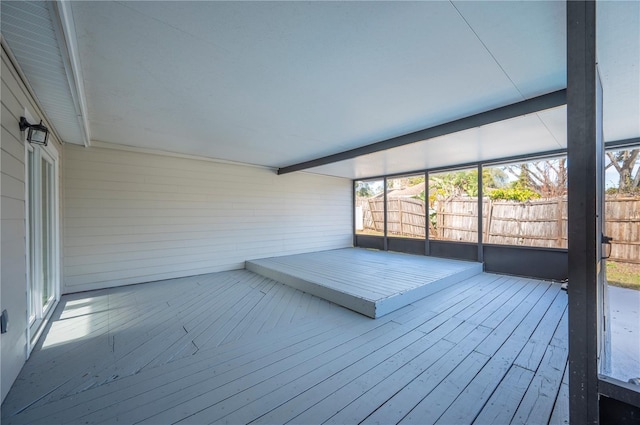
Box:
247 248 483 318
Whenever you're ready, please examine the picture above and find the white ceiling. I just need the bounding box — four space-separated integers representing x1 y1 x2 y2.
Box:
2 1 638 179
308 105 568 179
597 0 640 144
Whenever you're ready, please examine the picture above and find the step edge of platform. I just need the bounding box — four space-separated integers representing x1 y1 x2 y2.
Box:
246 261 377 318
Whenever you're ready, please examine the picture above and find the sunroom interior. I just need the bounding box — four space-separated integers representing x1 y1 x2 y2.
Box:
1 1 639 424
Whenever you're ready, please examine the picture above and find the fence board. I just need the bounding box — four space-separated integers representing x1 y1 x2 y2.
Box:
605 196 640 264
355 195 639 264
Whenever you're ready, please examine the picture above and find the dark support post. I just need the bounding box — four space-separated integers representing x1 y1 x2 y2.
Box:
477 164 484 263
383 177 388 251
567 1 599 424
352 181 357 247
425 171 430 256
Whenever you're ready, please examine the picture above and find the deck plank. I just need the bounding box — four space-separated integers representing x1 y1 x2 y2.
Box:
183 329 429 424
253 334 451 424
5 317 355 424
2 251 568 425
396 274 502 328
393 351 491 424
133 322 405 424
433 285 562 424
475 282 555 356
58 274 251 398
514 290 568 371
464 277 532 325
472 365 534 425
2 275 229 412
511 344 568 424
549 362 570 425
332 325 492 425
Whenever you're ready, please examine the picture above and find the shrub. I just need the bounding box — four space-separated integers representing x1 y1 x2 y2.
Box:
488 187 541 202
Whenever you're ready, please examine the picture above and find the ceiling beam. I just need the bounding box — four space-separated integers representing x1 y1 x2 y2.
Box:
277 89 567 175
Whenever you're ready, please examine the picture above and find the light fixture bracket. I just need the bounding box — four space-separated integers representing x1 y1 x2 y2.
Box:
19 116 49 146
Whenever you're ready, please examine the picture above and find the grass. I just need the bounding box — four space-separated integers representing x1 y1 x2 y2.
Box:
356 229 384 237
607 261 640 290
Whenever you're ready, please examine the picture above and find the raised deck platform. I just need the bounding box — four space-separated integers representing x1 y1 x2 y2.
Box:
246 248 483 318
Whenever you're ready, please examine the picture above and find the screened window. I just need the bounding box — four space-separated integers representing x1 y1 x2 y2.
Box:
386 175 426 239
482 157 567 248
355 180 384 236
428 169 479 243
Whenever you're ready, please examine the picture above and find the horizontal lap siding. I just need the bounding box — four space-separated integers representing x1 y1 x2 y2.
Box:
63 144 352 292
1 45 64 402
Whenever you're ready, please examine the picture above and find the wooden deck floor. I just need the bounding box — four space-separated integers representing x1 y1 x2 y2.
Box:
1 269 569 424
247 248 483 318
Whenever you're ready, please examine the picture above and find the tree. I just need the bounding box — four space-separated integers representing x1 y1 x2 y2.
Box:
427 168 507 203
355 182 375 197
429 171 475 200
504 158 567 198
606 149 640 193
407 176 425 186
488 187 541 202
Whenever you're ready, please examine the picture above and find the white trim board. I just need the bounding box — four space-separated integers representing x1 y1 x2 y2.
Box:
90 140 278 172
50 0 91 147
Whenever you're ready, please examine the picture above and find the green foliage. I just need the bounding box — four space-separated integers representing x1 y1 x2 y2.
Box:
429 170 478 201
407 176 425 186
488 187 541 202
428 168 509 204
502 159 567 197
607 186 640 195
355 182 377 197
513 163 535 191
413 190 426 202
484 168 509 189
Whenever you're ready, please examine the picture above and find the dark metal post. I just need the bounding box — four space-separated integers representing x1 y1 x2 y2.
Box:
383 177 388 251
567 1 599 423
352 180 357 247
425 171 430 256
477 164 484 263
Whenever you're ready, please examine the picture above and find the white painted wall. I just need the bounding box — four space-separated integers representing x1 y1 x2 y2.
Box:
1 44 63 403
63 144 352 293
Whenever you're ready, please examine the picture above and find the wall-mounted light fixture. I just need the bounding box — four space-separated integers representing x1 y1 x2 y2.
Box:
19 116 49 146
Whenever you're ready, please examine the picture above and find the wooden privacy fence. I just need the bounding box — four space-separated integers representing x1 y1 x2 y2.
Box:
387 197 426 238
433 197 568 248
357 195 640 264
356 197 426 237
606 197 640 264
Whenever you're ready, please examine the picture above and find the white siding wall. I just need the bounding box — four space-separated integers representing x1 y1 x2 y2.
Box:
1 44 63 402
63 144 352 293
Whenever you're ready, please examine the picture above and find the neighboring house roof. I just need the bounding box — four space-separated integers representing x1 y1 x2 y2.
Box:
387 182 426 198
